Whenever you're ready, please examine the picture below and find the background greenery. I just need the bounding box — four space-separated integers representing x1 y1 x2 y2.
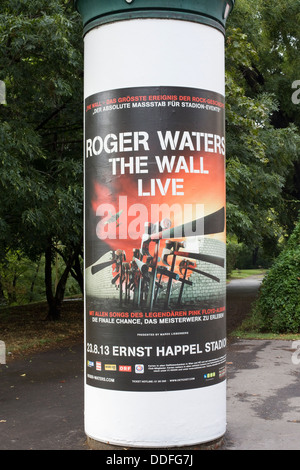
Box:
0 0 299 332
253 219 300 333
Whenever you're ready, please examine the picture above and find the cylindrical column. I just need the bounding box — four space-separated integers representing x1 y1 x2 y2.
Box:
76 0 234 448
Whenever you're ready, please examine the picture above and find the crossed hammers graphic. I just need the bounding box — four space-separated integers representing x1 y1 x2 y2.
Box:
90 207 225 310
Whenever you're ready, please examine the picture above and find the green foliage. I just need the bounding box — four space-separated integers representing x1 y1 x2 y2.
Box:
0 251 43 305
0 0 83 256
0 0 299 321
0 249 81 306
255 218 300 333
0 1 83 314
225 0 300 334
226 238 242 276
226 1 300 248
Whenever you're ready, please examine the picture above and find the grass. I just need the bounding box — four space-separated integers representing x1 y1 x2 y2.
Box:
0 299 83 362
228 268 300 341
228 268 267 280
230 327 300 341
229 304 300 341
1 268 298 363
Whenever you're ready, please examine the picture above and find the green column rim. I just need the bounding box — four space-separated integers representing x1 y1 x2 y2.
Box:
75 1 235 36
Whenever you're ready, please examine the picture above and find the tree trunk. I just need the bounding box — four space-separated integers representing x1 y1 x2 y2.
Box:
45 241 59 320
70 252 83 293
0 277 6 306
252 246 259 267
29 256 41 302
45 239 82 321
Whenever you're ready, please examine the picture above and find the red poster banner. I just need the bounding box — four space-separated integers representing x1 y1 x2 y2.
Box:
84 86 226 392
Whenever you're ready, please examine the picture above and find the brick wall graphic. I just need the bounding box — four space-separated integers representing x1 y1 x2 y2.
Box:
85 237 225 308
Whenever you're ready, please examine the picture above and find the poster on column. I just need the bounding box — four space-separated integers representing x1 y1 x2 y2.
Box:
84 86 226 392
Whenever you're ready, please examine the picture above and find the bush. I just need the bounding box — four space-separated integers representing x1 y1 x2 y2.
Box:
226 240 242 277
256 220 300 333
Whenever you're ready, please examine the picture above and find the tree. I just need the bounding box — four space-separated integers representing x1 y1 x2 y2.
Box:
0 0 83 319
225 0 300 256
225 0 300 332
0 0 299 319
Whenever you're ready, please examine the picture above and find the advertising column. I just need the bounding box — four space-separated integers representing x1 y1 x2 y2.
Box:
75 0 235 448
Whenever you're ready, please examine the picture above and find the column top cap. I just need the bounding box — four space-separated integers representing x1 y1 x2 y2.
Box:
75 0 235 35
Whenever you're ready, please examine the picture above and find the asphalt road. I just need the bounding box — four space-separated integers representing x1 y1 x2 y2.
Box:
1 276 299 451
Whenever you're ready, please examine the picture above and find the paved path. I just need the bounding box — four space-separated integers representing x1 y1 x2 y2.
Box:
0 276 299 450
0 343 86 450
225 338 300 450
226 274 264 334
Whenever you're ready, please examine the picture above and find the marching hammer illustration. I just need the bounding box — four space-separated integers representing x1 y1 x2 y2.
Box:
141 218 171 311
163 240 186 308
91 251 116 275
177 259 221 305
114 249 126 306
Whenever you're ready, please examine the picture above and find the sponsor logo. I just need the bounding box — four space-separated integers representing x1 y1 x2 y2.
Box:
87 360 94 367
119 365 132 372
96 361 102 371
135 364 144 374
204 372 215 379
105 364 117 371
